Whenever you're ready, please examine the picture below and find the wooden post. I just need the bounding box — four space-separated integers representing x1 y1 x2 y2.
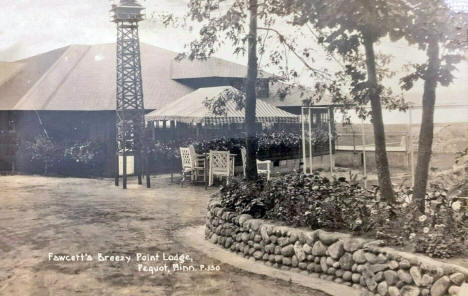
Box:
114 122 119 186
122 154 127 189
361 119 367 189
408 107 415 186
137 153 143 185
301 107 307 174
353 131 356 153
328 108 334 175
308 108 313 174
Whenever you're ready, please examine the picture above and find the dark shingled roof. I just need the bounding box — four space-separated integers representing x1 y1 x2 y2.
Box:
0 43 332 111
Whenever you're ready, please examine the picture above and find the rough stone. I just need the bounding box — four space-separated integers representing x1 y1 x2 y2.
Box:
400 285 420 296
269 235 278 244
281 245 295 257
343 271 352 281
420 274 433 287
388 260 399 270
298 262 307 270
312 241 327 256
398 269 413 284
343 238 365 252
339 253 354 271
303 243 312 254
306 231 318 245
326 257 335 266
328 267 336 275
238 214 252 225
274 255 283 263
225 237 233 248
253 234 262 243
353 250 367 264
278 237 290 247
366 278 378 292
274 246 281 255
298 232 307 244
420 288 429 296
318 230 339 245
259 225 270 241
282 257 292 266
289 232 299 244
371 264 388 273
377 281 388 296
449 272 465 286
388 286 401 296
360 276 366 287
249 219 261 231
363 266 378 292
352 273 361 283
291 255 298 267
210 234 218 244
376 253 388 264
268 254 275 263
375 271 384 283
409 266 422 286
294 241 306 262
430 276 450 296
335 269 344 278
365 252 378 264
253 251 264 260
264 244 274 254
399 259 411 270
320 257 328 273
448 285 460 295
328 241 345 259
384 270 399 286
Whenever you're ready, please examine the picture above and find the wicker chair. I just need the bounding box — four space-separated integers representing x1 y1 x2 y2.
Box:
189 145 208 188
179 147 193 187
208 150 234 186
240 147 272 180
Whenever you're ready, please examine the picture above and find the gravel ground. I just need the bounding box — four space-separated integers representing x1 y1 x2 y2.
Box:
0 175 329 296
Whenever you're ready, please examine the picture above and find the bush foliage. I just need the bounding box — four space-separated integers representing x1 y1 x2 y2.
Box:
219 173 467 258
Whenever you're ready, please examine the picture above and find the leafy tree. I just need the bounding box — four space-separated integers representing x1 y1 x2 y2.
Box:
399 1 467 212
176 0 274 180
244 0 259 180
271 0 411 202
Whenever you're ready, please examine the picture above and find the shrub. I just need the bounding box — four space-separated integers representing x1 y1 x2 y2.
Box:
218 173 468 258
375 184 467 258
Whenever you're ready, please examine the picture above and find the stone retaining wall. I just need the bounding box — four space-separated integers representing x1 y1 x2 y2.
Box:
205 197 468 296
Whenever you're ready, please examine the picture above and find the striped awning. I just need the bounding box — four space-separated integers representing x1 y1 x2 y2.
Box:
144 86 299 125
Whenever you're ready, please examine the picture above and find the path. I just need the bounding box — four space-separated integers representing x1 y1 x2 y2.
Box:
0 175 328 296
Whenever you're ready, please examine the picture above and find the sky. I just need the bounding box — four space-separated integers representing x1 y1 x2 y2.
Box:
0 0 467 122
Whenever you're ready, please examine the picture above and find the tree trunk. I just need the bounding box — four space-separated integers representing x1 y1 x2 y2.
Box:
413 39 440 212
362 33 395 203
245 0 258 180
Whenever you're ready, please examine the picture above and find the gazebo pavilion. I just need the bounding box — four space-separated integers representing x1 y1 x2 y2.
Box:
144 86 299 141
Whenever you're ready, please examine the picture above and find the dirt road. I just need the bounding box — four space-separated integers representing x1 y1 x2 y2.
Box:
0 175 328 296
